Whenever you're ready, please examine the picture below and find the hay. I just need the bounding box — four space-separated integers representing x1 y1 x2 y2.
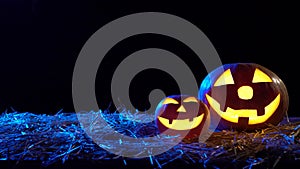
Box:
0 110 300 169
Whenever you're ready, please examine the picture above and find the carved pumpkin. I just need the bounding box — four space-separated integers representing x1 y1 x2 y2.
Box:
198 63 289 131
155 95 210 140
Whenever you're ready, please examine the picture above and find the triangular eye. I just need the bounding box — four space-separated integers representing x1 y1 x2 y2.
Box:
162 98 179 105
252 68 272 83
214 69 235 86
183 97 198 103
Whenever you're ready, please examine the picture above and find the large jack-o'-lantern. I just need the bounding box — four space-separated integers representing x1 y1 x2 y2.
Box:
198 63 289 131
155 95 210 140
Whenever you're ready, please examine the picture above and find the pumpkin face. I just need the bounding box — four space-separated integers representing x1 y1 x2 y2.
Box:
155 95 210 140
198 63 289 131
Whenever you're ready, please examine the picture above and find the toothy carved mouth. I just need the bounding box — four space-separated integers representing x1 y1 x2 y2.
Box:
205 94 280 125
158 114 204 130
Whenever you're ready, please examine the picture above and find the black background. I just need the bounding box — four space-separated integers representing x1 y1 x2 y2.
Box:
0 1 297 116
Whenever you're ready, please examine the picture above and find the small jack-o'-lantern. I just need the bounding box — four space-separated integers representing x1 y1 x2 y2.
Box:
199 63 289 131
155 95 210 140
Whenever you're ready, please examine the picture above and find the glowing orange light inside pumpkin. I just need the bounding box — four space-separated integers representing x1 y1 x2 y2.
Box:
207 68 281 125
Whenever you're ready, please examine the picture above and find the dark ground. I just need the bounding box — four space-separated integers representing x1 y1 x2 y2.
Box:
1 111 300 169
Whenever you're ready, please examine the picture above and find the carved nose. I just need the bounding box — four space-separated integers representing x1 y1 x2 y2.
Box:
238 85 253 100
177 105 187 113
